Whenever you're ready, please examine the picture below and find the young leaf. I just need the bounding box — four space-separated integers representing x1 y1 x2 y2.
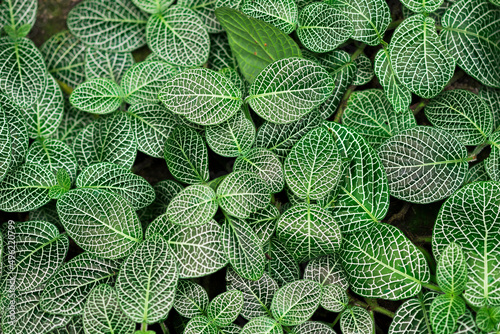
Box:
352 53 374 86
240 316 282 334
159 68 242 126
390 14 455 98
377 126 468 204
207 290 244 327
26 139 78 182
425 89 493 146
0 37 47 108
178 0 222 33
342 89 416 148
485 131 500 182
164 126 209 184
436 242 467 295
0 0 37 34
184 316 218 334
146 6 210 67
215 7 301 83
57 188 143 259
400 0 445 13
132 0 174 14
217 171 270 218
83 284 135 334
341 223 430 300
321 284 348 313
247 204 280 246
234 148 284 193
264 237 300 287
0 163 56 212
116 235 179 324
173 280 209 318
340 306 374 334
475 306 500 332
51 105 94 148
303 255 349 289
277 203 341 263
433 181 500 307
76 162 155 210
68 0 148 52
85 48 135 83
40 252 121 316
242 0 298 34
441 0 500 88
206 110 255 157
166 184 218 227
430 294 466 334
247 57 334 124
297 2 353 53
389 291 438 334
70 79 123 115
270 280 322 326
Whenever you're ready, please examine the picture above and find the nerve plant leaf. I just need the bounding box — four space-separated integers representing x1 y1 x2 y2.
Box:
464 161 490 184
208 33 238 72
340 306 374 334
321 284 348 313
485 131 500 182
159 68 242 126
68 0 148 52
291 321 337 334
389 14 455 98
51 105 94 148
0 0 37 34
436 242 467 296
479 86 500 130
234 148 284 193
389 291 438 334
166 184 218 226
206 290 244 327
270 280 322 326
147 6 210 68
40 252 121 316
378 126 468 204
242 0 298 34
241 317 282 334
83 284 135 334
400 0 445 13
341 223 430 300
178 0 223 34
70 78 123 115
206 110 255 157
184 316 218 334
132 0 174 14
475 306 500 332
26 139 78 183
297 2 353 53
116 235 179 324
0 107 11 183
430 294 466 334
0 99 28 171
137 180 183 224
164 126 209 184
215 6 301 83
173 280 209 318
247 204 280 245
76 162 155 210
85 48 135 83
264 237 300 287
57 188 143 259
352 53 374 86
303 255 349 289
247 57 334 124
425 89 493 146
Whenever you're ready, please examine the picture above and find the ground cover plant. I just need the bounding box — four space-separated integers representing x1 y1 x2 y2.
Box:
0 0 499 333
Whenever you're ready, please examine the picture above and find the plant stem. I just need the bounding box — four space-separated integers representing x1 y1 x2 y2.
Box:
387 18 403 30
410 100 428 115
350 295 395 318
414 236 432 243
331 312 342 327
422 282 442 292
141 322 148 332
160 322 169 334
350 43 367 62
468 142 489 161
334 85 356 123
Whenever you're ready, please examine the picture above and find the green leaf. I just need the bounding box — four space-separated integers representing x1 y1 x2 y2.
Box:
241 316 282 334
164 126 209 184
242 0 297 34
340 306 374 334
40 30 86 90
479 86 500 130
146 215 227 278
116 235 178 324
179 0 223 33
388 291 438 334
0 98 28 170
217 171 270 218
57 168 71 190
0 37 47 108
389 14 455 98
83 284 135 334
433 181 500 307
377 126 468 204
57 188 143 259
290 321 337 334
342 89 416 148
320 122 389 233
441 0 500 88
0 0 37 34
159 68 242 126
122 61 179 105
40 252 121 316
264 237 300 287
70 79 123 115
206 109 255 157
184 316 218 334
297 2 352 53
127 103 178 158
436 242 468 295
465 161 490 184
325 0 391 46
374 48 412 114
51 316 84 334
85 48 135 83
486 132 500 182
137 180 183 224
208 33 237 72
0 163 56 212
215 7 301 83
400 0 445 13
341 223 430 300
0 106 11 183
167 184 218 226
173 280 209 318
68 0 147 52
132 0 174 14
303 255 349 289
147 6 210 67
277 203 341 263
207 290 243 327
321 284 348 313
76 162 155 210
270 280 322 326
430 294 466 334
475 306 500 332
51 105 94 148
247 204 280 246
247 57 333 124
222 216 266 280
352 54 374 86
219 67 247 97
26 139 78 183
425 89 493 145
234 148 284 194
73 112 137 169
455 309 479 334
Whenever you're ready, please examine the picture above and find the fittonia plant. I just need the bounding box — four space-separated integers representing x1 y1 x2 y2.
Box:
0 0 499 333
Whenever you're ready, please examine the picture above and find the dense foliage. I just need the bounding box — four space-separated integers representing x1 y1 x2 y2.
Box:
0 0 499 333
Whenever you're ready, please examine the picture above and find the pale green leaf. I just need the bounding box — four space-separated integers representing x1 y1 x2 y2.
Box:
241 316 282 334
167 184 218 226
26 139 78 183
116 235 178 324
242 0 297 34
0 0 37 33
486 132 500 182
436 242 468 295
147 6 210 67
247 204 280 246
401 0 445 13
173 280 209 318
388 291 438 334
70 78 123 115
208 33 237 72
132 0 174 14
57 188 143 259
321 284 348 313
264 237 300 287
68 0 148 52
179 0 222 33
352 54 374 86
207 290 243 327
184 316 218 334
430 294 466 334
85 48 134 83
234 148 284 193
40 252 120 316
291 321 337 334
475 306 500 332
247 57 334 124
340 306 374 334
51 105 94 148
303 255 349 289
377 126 468 204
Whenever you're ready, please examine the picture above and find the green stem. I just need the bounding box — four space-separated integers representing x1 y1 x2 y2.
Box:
350 43 367 62
160 322 168 334
414 236 432 243
387 18 403 30
141 322 148 332
422 282 442 292
468 142 489 161
330 312 342 327
349 295 395 318
410 100 429 115
334 85 356 123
